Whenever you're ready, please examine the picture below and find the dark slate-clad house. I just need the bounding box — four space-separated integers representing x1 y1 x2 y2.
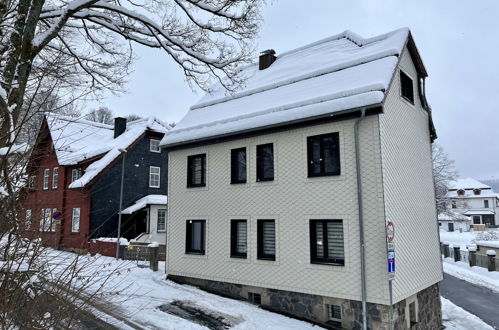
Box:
23 114 170 251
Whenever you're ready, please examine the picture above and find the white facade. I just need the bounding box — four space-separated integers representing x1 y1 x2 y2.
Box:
164 44 441 306
447 178 499 227
122 195 167 245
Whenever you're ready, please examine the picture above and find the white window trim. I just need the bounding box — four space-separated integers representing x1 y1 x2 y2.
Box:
72 208 81 233
43 169 49 190
25 209 32 230
52 167 59 189
50 208 57 232
72 169 81 183
157 209 167 232
150 139 161 153
149 166 161 188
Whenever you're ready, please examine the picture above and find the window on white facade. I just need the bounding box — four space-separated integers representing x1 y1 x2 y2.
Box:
43 169 49 190
257 219 275 260
484 200 489 208
310 219 345 266
150 139 161 153
400 70 414 104
473 216 481 225
52 167 59 189
327 304 342 322
72 169 82 183
157 209 167 232
72 208 80 233
451 200 457 209
25 209 32 230
149 166 161 188
231 220 247 258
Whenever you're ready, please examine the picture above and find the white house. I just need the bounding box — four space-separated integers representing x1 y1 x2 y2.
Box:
446 177 499 229
438 211 471 232
161 28 442 329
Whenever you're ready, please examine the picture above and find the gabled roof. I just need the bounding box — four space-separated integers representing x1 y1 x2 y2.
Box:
448 178 491 190
43 114 170 188
121 194 167 214
161 28 427 148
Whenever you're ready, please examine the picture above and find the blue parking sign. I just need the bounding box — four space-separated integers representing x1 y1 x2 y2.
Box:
387 249 396 277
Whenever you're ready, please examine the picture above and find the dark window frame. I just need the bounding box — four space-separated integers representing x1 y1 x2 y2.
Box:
256 143 274 182
185 220 206 254
400 70 414 104
187 154 206 188
230 219 247 258
484 200 489 208
309 219 345 266
257 219 276 261
231 147 247 184
307 132 341 177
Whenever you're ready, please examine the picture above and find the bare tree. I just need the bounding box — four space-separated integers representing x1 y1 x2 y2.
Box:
85 106 114 125
126 114 142 122
432 143 458 215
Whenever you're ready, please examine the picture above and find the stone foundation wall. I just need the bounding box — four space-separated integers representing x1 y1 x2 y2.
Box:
168 275 441 330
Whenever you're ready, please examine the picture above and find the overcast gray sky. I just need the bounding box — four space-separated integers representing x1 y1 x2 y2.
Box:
100 0 499 181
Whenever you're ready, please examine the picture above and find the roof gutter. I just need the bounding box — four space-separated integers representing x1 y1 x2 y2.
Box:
162 103 383 151
354 108 368 330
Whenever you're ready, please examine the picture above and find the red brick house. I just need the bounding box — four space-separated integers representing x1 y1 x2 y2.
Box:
22 114 169 251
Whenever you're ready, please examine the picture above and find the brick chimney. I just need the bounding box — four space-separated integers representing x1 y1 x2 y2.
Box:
259 49 276 70
114 117 126 138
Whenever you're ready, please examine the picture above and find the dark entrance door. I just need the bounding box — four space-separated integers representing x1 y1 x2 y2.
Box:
122 210 148 240
448 223 454 232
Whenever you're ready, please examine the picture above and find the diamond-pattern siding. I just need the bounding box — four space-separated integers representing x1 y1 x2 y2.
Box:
378 46 443 303
167 116 390 304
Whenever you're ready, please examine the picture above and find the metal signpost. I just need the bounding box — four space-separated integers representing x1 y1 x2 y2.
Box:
386 220 395 330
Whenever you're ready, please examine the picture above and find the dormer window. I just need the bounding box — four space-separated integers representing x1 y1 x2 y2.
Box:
400 70 414 104
457 189 465 196
473 188 481 196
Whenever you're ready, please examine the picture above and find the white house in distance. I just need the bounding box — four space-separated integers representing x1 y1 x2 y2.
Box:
442 177 499 230
161 28 442 329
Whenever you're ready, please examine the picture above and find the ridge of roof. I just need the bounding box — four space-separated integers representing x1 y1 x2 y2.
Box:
191 28 409 111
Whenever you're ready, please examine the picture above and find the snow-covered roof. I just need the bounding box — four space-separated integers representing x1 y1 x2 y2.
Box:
44 114 170 188
121 194 167 214
462 210 495 216
448 178 491 190
161 28 416 147
438 212 470 221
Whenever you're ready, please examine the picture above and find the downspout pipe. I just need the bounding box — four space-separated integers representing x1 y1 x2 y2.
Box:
354 108 368 330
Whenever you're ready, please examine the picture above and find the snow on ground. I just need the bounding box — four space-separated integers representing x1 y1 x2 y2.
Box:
442 297 493 330
45 249 319 329
439 230 478 247
443 258 499 293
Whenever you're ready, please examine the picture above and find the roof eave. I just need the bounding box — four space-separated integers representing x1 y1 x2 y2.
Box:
163 103 383 150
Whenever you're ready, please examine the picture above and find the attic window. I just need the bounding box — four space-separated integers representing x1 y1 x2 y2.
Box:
457 189 465 196
400 70 414 104
473 188 481 195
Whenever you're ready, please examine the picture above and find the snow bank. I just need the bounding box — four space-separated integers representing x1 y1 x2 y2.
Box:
441 297 493 330
443 259 499 293
94 237 130 245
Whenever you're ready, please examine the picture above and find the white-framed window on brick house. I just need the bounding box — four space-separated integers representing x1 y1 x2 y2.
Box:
310 219 345 266
43 169 49 190
326 304 342 323
400 70 414 104
71 169 82 183
72 208 80 233
52 167 58 189
257 219 275 260
50 208 57 232
157 209 167 232
150 139 161 153
187 154 206 187
230 220 247 258
25 209 32 230
307 132 340 177
149 166 161 188
28 175 35 189
185 220 206 254
40 208 52 232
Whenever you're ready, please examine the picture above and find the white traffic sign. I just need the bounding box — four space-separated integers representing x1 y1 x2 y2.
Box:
386 221 395 242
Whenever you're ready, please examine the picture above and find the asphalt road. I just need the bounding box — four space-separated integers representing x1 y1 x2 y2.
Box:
441 272 499 329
